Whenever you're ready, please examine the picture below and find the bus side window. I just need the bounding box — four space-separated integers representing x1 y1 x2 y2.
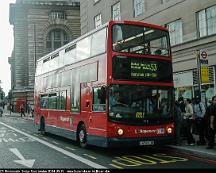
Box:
92 86 106 112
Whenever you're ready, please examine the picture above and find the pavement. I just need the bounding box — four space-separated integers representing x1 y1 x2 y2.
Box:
168 136 216 159
1 108 216 159
1 108 34 121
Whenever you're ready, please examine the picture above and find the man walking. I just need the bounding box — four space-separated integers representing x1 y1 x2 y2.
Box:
20 104 25 117
193 96 206 145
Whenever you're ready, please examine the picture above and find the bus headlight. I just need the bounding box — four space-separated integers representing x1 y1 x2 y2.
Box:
117 129 124 136
167 127 172 134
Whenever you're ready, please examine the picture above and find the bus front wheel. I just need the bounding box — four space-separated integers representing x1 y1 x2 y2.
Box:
78 124 87 148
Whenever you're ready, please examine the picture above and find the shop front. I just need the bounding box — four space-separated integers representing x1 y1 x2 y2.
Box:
174 66 215 106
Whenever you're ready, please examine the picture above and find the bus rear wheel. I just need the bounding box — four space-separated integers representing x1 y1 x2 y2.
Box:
78 124 87 148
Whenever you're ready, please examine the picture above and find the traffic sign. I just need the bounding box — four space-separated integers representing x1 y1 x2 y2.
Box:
201 51 207 59
201 66 209 83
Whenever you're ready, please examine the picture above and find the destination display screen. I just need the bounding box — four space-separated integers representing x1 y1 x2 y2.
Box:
131 59 158 80
112 56 173 82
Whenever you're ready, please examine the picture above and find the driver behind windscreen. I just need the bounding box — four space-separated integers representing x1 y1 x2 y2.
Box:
109 90 128 107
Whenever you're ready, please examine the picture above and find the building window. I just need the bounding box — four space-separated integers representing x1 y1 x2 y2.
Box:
134 0 144 17
112 2 121 20
49 11 66 20
166 19 183 46
197 5 216 37
94 14 102 29
46 29 69 52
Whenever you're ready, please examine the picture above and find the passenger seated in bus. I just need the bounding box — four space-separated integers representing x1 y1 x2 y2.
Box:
155 49 162 55
160 98 169 115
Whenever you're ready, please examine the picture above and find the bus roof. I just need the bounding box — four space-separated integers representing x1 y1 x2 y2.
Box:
37 20 168 63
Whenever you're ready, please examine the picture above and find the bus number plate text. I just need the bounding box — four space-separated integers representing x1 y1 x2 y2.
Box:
139 141 154 146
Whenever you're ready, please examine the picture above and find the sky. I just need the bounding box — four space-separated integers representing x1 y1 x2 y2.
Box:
0 0 15 95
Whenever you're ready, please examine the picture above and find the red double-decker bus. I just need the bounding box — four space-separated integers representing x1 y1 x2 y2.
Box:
34 20 174 148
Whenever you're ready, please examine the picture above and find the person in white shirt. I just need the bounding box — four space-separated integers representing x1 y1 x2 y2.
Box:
193 96 206 145
183 98 195 145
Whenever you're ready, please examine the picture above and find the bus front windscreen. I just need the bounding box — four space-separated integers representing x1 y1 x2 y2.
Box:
109 85 174 125
112 24 170 57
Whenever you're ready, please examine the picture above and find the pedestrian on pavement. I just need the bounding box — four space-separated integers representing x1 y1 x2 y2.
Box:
27 102 31 115
2 102 5 110
193 96 206 145
206 95 216 149
178 97 187 138
9 103 13 115
31 105 34 117
20 104 25 117
204 99 213 143
0 107 3 116
183 98 195 145
174 100 183 145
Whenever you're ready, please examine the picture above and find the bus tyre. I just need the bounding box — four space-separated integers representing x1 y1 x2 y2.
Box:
40 117 46 135
78 124 87 148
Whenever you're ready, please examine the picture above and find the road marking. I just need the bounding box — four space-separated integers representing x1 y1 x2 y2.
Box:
112 156 145 167
110 154 189 168
0 122 107 169
42 137 47 140
142 155 175 164
8 138 16 142
109 164 123 169
65 147 75 151
10 148 35 168
0 137 35 143
0 138 8 142
152 153 188 162
52 141 59 145
83 154 97 160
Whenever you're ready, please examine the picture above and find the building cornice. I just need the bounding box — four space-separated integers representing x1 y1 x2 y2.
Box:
16 0 80 7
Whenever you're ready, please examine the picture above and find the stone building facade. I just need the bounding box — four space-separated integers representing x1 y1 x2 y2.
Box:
9 0 80 112
80 0 216 103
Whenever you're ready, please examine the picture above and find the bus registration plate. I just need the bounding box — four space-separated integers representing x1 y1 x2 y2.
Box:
139 140 154 146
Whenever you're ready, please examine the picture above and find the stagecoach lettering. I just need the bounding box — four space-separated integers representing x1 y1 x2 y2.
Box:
69 117 73 126
59 116 70 122
135 128 165 134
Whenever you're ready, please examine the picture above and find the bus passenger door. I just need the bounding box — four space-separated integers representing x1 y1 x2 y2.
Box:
80 83 92 124
81 84 107 136
90 86 107 135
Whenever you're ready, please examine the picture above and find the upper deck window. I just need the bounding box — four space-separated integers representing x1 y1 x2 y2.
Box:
112 24 170 57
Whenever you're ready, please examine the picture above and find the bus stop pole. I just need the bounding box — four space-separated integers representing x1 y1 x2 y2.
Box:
196 49 202 99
